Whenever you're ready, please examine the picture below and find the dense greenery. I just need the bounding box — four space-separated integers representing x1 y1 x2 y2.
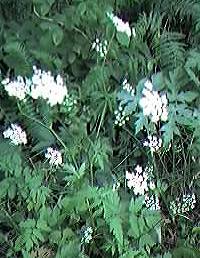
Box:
0 0 199 257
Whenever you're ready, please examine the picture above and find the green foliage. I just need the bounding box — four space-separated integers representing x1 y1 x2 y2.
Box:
0 0 199 257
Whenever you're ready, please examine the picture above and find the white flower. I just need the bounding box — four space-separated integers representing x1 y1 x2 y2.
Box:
114 106 130 126
81 226 93 244
45 147 62 166
145 194 160 210
122 79 135 96
107 12 134 38
144 80 153 91
126 165 153 195
2 67 68 107
3 124 27 145
139 80 168 123
170 193 196 216
30 67 68 106
143 135 162 152
2 76 29 100
92 38 108 58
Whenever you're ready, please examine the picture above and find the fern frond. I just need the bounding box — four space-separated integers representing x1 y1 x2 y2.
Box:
155 32 186 70
3 40 32 76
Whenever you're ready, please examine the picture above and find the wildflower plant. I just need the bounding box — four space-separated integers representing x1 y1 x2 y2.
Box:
0 0 199 258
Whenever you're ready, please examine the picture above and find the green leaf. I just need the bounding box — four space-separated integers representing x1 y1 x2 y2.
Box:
151 72 165 90
110 217 123 247
161 114 180 147
49 230 62 244
52 26 64 46
33 0 55 16
192 227 200 234
139 234 155 248
33 228 44 242
25 238 33 251
116 32 130 47
172 247 199 258
129 214 140 238
177 91 199 103
129 197 145 214
135 115 146 134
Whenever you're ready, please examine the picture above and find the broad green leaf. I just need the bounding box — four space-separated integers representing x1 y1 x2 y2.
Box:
52 26 64 46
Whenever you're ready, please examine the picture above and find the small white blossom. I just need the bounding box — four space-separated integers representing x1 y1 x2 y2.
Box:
2 76 29 101
30 66 68 106
122 79 135 96
2 67 68 107
170 193 196 216
145 194 160 211
45 147 62 166
107 12 134 38
126 165 155 196
92 38 108 58
114 106 130 126
112 181 120 191
81 226 93 244
139 80 168 123
3 124 27 145
143 135 162 152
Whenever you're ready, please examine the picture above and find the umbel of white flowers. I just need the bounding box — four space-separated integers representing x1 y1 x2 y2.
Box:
139 80 168 123
143 135 162 152
126 165 155 195
81 226 93 244
45 147 63 166
107 12 135 38
2 76 29 101
122 78 135 96
92 38 108 58
145 194 160 211
114 105 130 126
170 193 196 216
126 165 160 210
3 123 27 145
2 66 68 107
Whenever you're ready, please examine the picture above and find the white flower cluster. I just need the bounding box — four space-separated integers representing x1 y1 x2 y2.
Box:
3 124 27 145
81 226 93 244
114 106 130 126
122 79 135 96
170 193 196 216
145 194 160 211
92 38 108 58
143 135 162 152
107 12 135 38
126 165 155 195
45 147 62 166
139 80 168 123
30 66 68 106
2 66 68 107
2 76 30 101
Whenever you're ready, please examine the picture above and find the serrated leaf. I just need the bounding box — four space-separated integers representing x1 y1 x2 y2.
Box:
151 72 165 90
110 217 123 246
135 115 146 134
161 119 180 147
33 228 44 242
129 214 140 238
